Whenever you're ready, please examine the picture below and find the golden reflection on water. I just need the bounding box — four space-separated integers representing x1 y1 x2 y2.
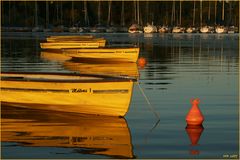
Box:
1 105 134 158
41 51 140 79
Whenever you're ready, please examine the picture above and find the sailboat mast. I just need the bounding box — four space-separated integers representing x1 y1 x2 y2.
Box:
34 1 38 27
137 0 140 25
208 1 211 21
60 1 63 25
214 1 217 25
84 1 89 26
193 1 195 26
134 1 137 22
179 0 182 26
56 2 59 24
46 1 49 28
71 1 74 26
121 1 125 26
146 1 149 23
98 1 101 24
200 0 202 27
171 1 175 26
107 1 112 26
222 0 224 21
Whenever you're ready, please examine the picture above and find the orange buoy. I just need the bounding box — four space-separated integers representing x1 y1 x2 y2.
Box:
138 57 147 69
185 125 204 145
185 98 204 126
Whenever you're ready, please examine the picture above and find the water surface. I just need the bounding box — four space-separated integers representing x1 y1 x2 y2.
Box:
1 32 239 159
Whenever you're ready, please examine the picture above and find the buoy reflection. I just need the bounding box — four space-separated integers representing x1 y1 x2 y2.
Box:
185 125 204 155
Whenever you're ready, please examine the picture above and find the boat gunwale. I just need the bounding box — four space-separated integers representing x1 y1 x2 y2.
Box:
62 46 139 49
1 72 137 83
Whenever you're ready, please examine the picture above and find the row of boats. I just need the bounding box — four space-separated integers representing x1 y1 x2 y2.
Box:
40 35 140 63
1 35 141 117
3 25 238 34
130 24 238 34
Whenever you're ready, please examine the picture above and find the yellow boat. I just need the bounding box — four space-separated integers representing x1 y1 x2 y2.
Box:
48 35 94 39
46 35 98 42
62 47 140 63
1 72 136 117
1 105 134 158
63 61 139 79
40 39 106 49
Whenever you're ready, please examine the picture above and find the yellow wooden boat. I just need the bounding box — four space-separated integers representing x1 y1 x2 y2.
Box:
1 72 136 117
48 35 94 39
62 47 140 63
40 39 106 49
46 35 98 42
1 105 134 158
63 61 139 79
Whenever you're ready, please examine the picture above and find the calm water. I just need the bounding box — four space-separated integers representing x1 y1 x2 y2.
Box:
1 32 239 159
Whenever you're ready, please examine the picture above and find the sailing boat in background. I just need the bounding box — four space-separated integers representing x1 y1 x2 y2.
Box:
144 23 157 33
215 0 227 33
90 1 106 33
106 1 117 33
200 0 214 33
143 2 157 33
118 1 128 32
32 1 43 32
186 1 199 33
69 1 79 32
128 0 143 33
159 1 170 33
79 1 90 33
172 0 185 33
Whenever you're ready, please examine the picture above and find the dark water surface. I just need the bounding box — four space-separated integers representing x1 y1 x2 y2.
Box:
1 32 239 159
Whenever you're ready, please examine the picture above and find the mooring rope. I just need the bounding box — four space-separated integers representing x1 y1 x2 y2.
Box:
137 82 160 120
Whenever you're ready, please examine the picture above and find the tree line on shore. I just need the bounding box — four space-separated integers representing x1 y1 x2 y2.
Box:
2 1 239 28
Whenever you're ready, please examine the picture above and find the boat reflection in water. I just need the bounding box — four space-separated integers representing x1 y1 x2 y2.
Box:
1 105 134 158
41 51 140 79
41 51 72 62
63 60 139 79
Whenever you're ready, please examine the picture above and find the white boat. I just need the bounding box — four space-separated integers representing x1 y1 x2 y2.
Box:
143 23 157 33
227 26 238 34
128 24 143 33
158 26 170 33
200 26 214 33
1 72 136 117
186 27 198 33
68 26 79 33
215 26 227 33
172 26 185 33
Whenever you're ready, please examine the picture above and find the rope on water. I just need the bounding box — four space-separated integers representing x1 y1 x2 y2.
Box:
137 82 160 120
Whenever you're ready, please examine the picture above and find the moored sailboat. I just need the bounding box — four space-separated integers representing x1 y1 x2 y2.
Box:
144 23 157 33
215 25 228 33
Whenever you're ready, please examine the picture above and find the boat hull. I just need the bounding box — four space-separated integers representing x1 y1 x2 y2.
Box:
40 40 106 49
1 72 135 117
63 48 140 63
